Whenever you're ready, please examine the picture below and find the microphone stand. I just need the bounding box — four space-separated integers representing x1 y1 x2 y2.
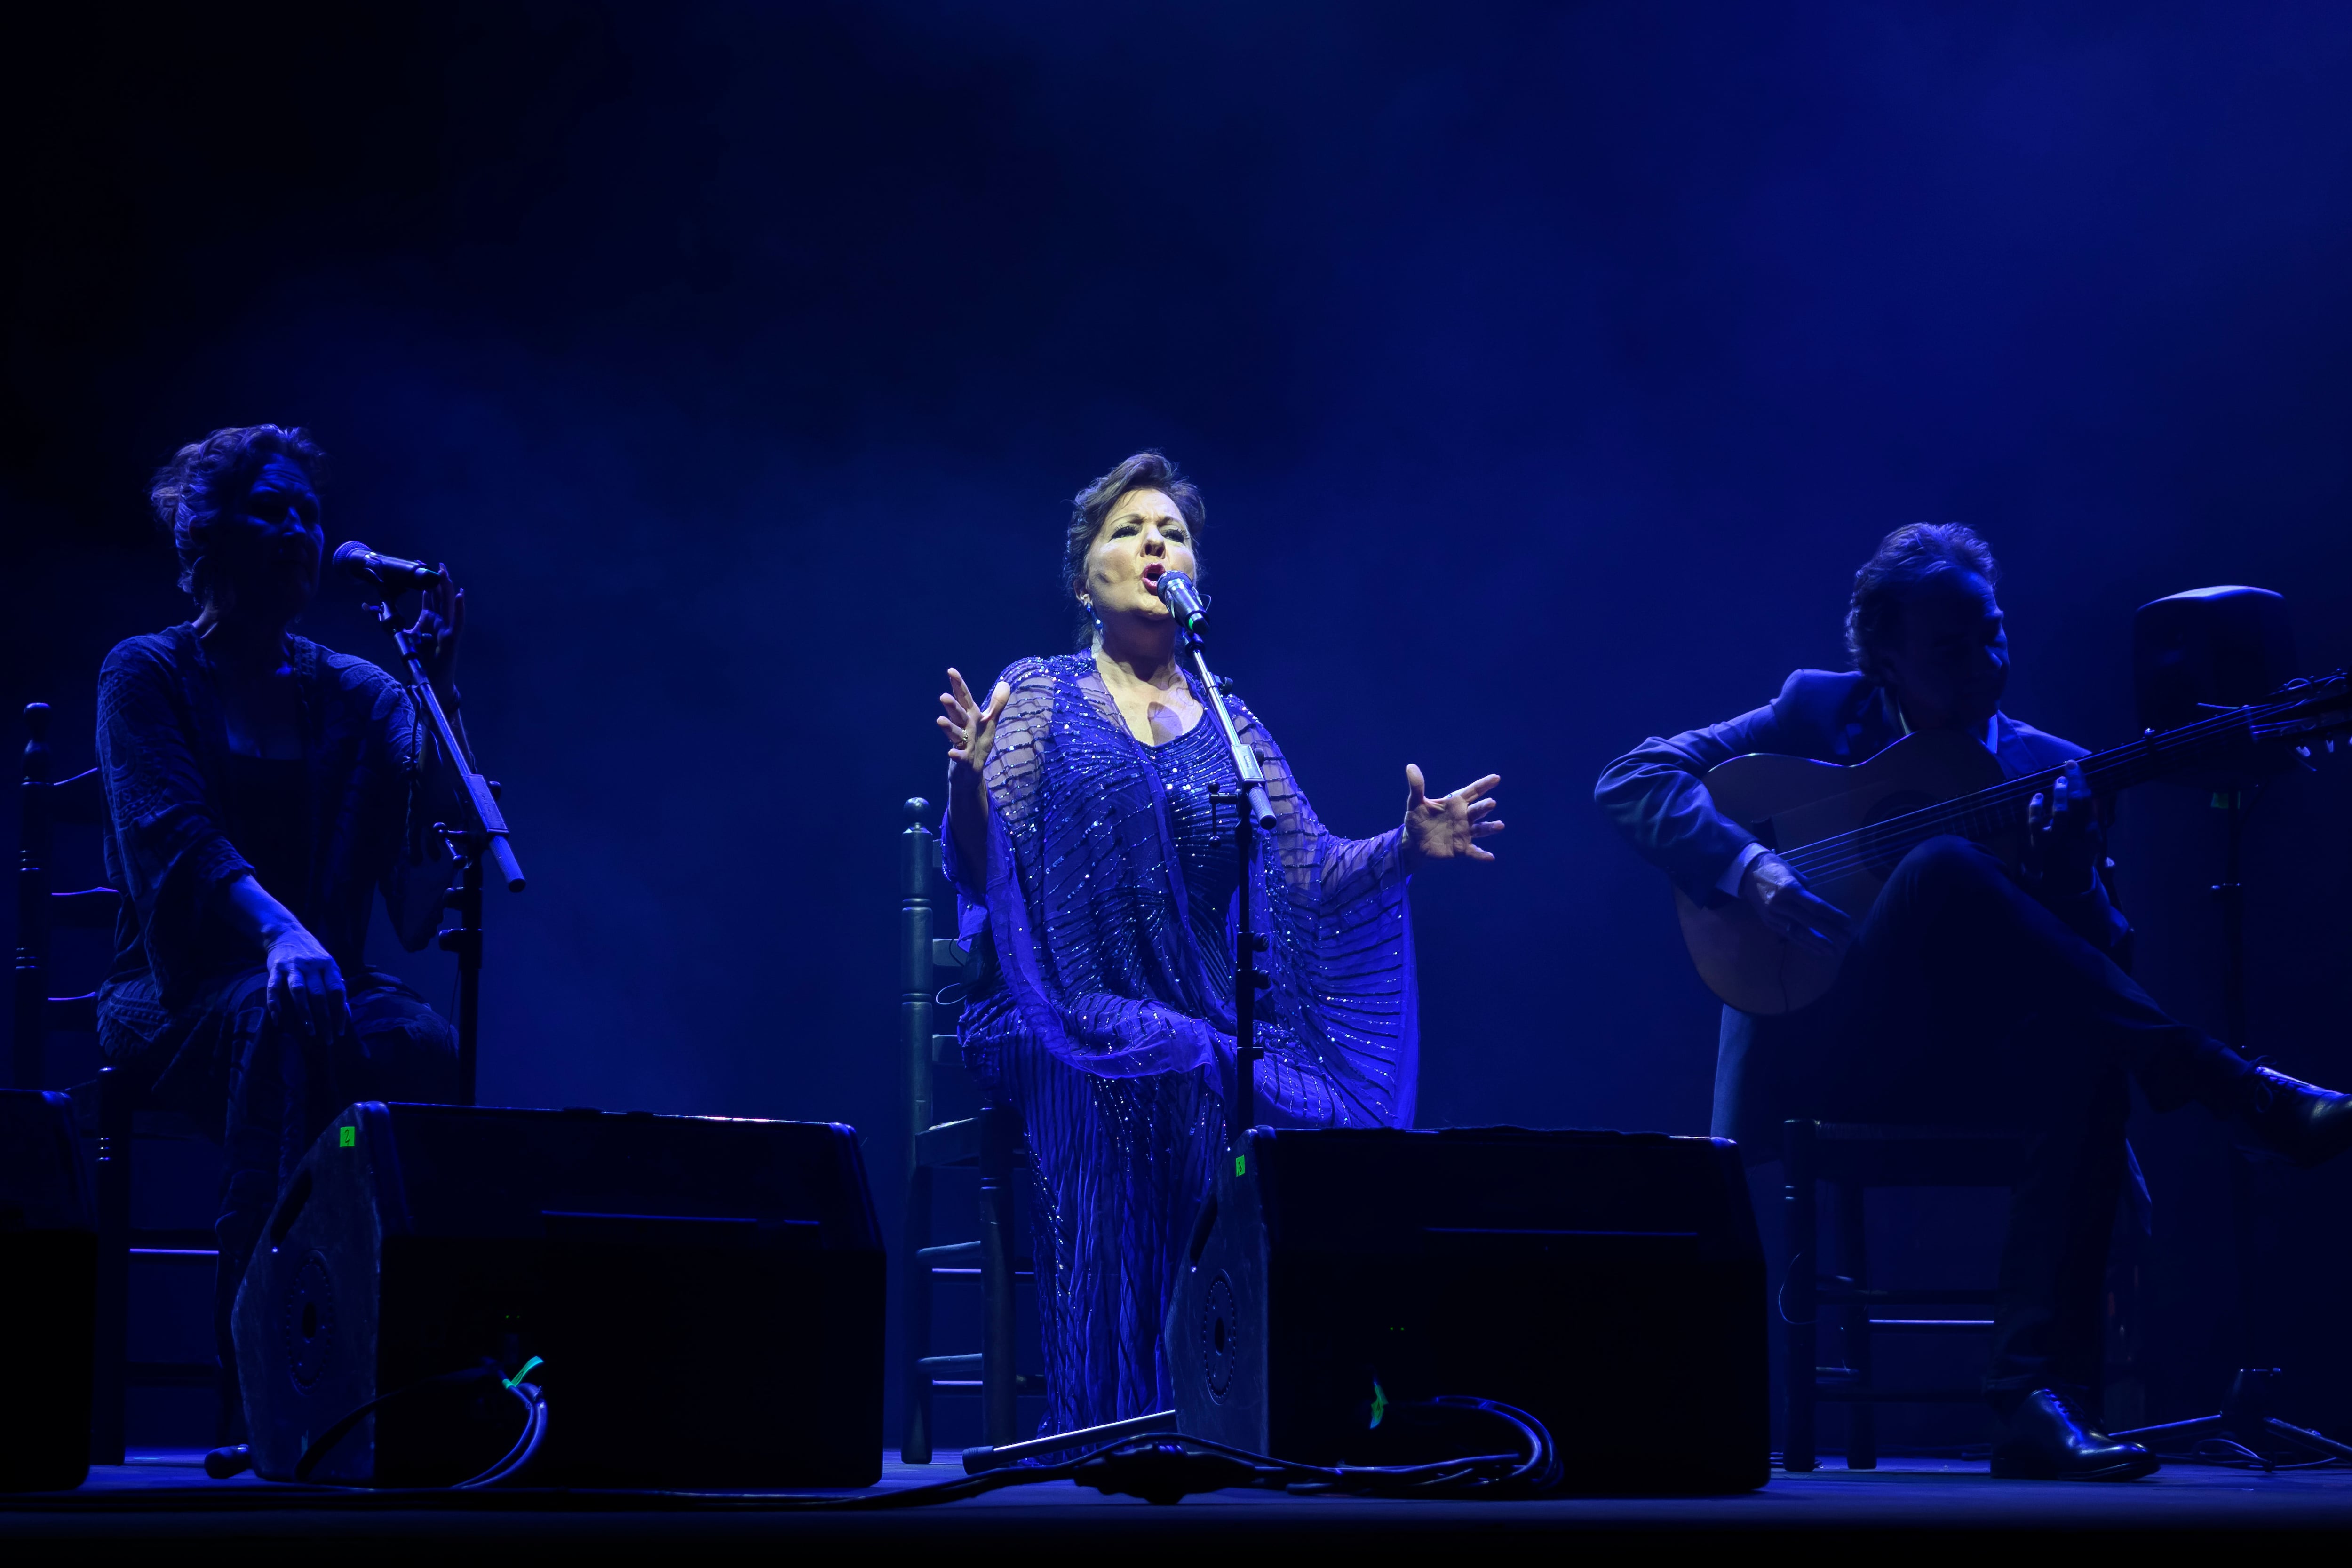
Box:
1177 625 1275 1151
364 596 526 1106
2111 784 2352 1467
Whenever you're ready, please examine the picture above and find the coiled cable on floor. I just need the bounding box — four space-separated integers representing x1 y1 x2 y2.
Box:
188 1389 1546 1508
292 1362 547 1488
1064 1395 1561 1503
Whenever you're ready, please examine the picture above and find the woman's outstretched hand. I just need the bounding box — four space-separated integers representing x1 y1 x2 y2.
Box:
1401 764 1503 870
939 668 1011 883
937 668 1012 793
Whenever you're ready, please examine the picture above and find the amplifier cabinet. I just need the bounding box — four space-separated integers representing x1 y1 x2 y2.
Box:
1167 1126 1767 1493
236 1102 883 1488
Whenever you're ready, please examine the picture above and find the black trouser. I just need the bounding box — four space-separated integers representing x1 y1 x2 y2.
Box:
1790 836 2250 1396
102 967 460 1437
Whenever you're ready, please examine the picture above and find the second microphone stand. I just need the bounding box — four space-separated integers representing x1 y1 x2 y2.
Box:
1176 623 1275 1150
2112 785 2352 1467
365 597 526 1106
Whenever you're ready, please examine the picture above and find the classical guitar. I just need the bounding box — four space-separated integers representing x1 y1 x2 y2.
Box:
1676 673 2352 1015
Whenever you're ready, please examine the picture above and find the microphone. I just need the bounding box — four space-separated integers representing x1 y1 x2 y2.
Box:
334 541 445 588
1150 571 1208 637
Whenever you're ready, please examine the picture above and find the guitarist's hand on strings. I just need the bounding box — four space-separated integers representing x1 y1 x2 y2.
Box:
2026 759 2099 896
1739 852 1852 961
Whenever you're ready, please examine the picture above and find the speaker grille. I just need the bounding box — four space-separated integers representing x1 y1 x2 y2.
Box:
282 1251 335 1390
1199 1271 1238 1400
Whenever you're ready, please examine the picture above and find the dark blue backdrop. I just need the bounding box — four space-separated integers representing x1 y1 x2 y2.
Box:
6 1 2350 1441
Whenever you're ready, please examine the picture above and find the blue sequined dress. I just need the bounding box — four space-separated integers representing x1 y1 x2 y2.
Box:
945 651 1415 1433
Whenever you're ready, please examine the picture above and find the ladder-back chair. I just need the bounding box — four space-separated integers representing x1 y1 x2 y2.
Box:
14 701 220 1462
899 797 1043 1462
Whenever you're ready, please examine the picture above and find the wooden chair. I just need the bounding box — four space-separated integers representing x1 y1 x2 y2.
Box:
1780 1119 2029 1471
898 798 1043 1463
13 702 220 1463
1782 1117 2149 1472
11 703 114 1091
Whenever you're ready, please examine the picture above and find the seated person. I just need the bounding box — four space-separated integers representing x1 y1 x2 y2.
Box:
95 423 467 1432
1595 522 2352 1481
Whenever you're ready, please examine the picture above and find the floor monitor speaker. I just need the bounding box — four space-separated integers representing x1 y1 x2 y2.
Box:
236 1102 883 1488
1167 1126 1767 1493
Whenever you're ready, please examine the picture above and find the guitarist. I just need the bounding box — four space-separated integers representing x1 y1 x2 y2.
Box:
1597 522 2352 1482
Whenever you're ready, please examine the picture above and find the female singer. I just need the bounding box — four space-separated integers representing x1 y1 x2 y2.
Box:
95 424 466 1425
935 451 1502 1433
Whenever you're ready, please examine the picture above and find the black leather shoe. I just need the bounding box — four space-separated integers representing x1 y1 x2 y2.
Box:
1989 1389 2159 1481
2238 1067 2352 1169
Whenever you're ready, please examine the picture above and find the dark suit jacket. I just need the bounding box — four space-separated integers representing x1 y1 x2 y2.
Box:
1595 668 2130 1158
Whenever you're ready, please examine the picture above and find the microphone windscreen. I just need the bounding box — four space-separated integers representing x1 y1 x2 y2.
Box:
333 542 441 585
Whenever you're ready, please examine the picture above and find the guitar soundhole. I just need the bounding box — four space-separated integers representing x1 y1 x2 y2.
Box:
1856 790 1941 878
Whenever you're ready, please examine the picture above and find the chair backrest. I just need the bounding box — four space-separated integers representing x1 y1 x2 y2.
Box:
14 702 121 1090
900 797 970 1154
1793 1122 2033 1188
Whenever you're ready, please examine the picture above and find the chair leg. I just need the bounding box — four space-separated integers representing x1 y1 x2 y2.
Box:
90 1065 130 1466
1838 1178 1877 1470
1782 1121 1818 1473
900 1162 936 1465
979 1104 1019 1448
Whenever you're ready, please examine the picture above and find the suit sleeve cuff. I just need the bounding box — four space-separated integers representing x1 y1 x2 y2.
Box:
1715 841 1769 899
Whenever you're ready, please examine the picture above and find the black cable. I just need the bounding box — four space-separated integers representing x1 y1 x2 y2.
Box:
193 1392 1554 1510
293 1364 546 1488
2143 1439 2348 1472
462 1382 548 1488
1051 1395 1561 1504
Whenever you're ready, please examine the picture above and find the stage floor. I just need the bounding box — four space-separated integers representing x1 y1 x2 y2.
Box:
5 1449 2352 1551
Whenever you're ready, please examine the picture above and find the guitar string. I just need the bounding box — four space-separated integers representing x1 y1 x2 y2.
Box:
1777 708 2256 885
1770 684 2341 887
1775 690 2330 885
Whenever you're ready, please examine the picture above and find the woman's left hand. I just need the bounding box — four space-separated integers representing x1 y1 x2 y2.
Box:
403 570 465 696
1401 764 1503 869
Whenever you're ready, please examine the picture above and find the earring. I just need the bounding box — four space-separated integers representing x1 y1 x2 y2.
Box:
1083 597 1102 630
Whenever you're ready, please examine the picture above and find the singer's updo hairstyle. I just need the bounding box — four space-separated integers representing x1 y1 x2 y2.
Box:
1063 450 1206 648
1844 522 2000 686
149 424 327 604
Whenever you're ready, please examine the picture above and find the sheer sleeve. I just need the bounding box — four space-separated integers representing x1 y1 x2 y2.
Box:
950 658 1418 1124
939 658 1055 903
951 657 1228 1080
1233 702 1416 1128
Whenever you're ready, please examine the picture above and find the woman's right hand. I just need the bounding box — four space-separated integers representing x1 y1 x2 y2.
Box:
937 667 1012 794
263 923 350 1043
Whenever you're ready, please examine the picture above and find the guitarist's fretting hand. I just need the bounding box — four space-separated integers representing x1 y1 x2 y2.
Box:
2026 760 2100 896
1739 852 1853 961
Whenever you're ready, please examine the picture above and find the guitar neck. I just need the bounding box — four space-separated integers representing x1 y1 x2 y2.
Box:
1777 702 2272 883
2079 711 2262 796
